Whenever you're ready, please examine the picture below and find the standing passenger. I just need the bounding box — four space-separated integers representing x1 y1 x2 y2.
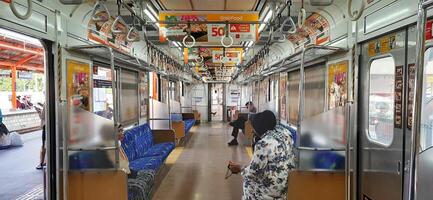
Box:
35 103 46 170
227 101 256 146
228 110 295 199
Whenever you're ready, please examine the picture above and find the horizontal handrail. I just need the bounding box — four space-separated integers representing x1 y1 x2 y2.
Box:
294 169 345 173
298 147 345 151
68 147 117 151
148 118 171 121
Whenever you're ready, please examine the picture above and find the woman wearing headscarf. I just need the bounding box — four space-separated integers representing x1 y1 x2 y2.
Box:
229 110 295 200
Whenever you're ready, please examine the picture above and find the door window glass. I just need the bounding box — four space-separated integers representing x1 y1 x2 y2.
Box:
120 69 138 125
420 48 433 151
368 57 395 146
304 64 326 118
288 70 300 124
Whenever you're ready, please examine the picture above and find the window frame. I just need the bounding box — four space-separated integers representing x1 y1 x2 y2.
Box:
366 55 396 147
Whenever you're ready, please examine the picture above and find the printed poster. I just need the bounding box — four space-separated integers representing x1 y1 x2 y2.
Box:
87 9 137 54
159 12 258 43
67 59 91 111
280 73 288 121
328 60 348 110
407 63 416 129
394 65 403 128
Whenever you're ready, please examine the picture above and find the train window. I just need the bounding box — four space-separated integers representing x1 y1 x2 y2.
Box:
120 69 139 125
268 79 272 102
180 81 184 97
368 56 395 146
288 70 300 124
92 66 114 120
420 48 433 151
304 65 326 118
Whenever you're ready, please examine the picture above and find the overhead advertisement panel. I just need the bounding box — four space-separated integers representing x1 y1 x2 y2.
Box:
184 47 243 66
159 11 258 43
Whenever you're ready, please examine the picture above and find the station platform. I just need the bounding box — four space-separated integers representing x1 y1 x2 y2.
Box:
153 122 251 200
0 130 44 200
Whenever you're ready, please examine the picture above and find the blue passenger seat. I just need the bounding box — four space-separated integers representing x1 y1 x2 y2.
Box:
121 123 175 172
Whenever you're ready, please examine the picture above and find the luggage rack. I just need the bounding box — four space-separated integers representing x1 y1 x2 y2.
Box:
238 45 347 83
67 44 153 72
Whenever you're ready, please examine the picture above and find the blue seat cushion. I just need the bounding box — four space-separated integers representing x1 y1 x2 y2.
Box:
129 155 164 172
184 119 195 134
170 113 183 122
122 124 154 161
144 142 175 159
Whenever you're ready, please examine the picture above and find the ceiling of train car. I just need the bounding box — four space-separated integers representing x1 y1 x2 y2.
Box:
157 0 259 11
101 0 327 82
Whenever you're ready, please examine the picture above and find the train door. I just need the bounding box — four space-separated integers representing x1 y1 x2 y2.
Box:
359 30 406 200
210 83 224 121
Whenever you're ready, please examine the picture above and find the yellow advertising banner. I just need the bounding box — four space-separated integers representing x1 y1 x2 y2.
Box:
328 60 348 110
367 34 397 56
67 60 91 111
159 11 258 43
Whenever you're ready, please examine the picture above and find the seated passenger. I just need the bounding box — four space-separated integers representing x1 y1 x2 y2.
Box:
227 101 257 146
228 110 295 200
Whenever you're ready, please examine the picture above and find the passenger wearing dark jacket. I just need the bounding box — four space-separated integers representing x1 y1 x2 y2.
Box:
227 101 257 146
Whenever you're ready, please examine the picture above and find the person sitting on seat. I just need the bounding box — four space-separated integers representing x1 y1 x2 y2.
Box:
228 110 295 200
227 101 257 146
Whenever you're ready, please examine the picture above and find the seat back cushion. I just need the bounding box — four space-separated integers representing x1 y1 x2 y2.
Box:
134 124 154 158
122 124 154 160
184 119 195 133
170 113 183 122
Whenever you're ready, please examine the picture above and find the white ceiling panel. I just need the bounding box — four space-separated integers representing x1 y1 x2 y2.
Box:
159 0 193 10
226 0 258 11
191 0 224 10
158 0 258 11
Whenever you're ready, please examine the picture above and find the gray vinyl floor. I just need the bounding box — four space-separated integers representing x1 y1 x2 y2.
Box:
0 131 44 200
153 122 251 200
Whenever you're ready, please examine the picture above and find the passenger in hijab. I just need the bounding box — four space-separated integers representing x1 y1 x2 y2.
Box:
229 110 296 200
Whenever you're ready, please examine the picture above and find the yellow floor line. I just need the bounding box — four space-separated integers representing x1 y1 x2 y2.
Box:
166 147 184 164
246 146 253 159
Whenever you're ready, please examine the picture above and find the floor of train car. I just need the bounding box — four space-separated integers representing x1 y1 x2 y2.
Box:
153 122 252 200
0 130 44 200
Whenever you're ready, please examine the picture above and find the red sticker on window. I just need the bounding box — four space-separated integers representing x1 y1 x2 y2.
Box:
426 20 433 40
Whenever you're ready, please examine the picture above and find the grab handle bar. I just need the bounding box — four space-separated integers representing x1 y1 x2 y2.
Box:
111 16 128 35
126 27 140 42
298 147 346 151
10 0 32 20
91 1 111 22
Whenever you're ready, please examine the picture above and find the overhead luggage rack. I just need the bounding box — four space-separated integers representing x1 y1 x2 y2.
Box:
263 45 347 75
238 45 347 83
67 44 153 71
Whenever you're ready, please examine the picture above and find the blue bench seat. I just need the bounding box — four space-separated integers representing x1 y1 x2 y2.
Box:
184 119 195 135
121 123 175 173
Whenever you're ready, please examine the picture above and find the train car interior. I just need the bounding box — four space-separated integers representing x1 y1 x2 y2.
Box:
0 0 433 200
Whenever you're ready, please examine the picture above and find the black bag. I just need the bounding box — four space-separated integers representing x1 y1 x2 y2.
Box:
0 123 10 136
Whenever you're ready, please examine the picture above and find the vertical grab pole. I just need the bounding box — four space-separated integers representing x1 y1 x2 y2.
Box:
108 47 119 169
296 46 307 167
345 101 352 200
410 1 431 199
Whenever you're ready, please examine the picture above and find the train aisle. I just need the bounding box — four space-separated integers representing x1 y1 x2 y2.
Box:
153 122 252 200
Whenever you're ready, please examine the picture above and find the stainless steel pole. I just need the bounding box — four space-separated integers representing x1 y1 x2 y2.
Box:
410 1 428 199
